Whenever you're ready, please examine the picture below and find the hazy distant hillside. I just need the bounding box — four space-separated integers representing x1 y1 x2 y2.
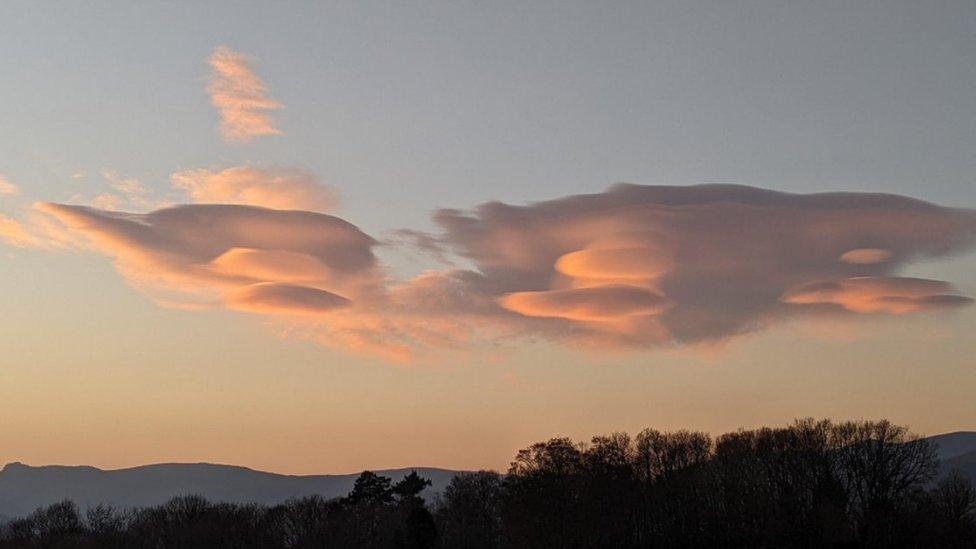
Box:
939 449 976 481
0 462 459 519
925 432 976 460
926 432 976 485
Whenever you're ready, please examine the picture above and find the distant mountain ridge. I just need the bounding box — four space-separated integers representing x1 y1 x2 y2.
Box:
0 462 460 520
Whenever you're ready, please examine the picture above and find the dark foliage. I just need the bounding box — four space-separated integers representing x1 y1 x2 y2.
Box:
1 419 972 548
0 470 437 549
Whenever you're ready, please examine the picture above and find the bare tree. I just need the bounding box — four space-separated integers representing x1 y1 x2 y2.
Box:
936 471 976 523
833 420 938 545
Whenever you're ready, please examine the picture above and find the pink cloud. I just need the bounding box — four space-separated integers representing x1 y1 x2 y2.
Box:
36 203 379 305
781 277 973 314
207 46 282 143
839 248 893 264
434 184 976 346
0 206 78 249
500 284 672 321
171 167 336 212
99 170 155 210
35 184 976 359
224 282 352 315
0 175 19 196
0 215 37 248
34 202 428 359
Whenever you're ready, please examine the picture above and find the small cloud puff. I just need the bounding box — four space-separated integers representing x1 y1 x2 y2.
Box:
171 167 336 212
839 248 893 264
79 170 156 212
0 216 36 248
207 46 282 143
0 175 19 195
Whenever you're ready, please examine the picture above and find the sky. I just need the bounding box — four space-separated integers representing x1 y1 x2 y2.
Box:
0 1 974 475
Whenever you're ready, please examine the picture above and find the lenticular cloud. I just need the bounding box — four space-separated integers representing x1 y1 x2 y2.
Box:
36 203 380 311
433 184 976 346
37 183 976 359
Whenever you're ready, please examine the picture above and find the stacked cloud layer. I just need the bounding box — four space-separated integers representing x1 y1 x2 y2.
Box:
32 181 976 360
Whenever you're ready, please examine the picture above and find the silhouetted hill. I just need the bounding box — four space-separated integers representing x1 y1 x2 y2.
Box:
924 432 976 485
0 462 459 519
939 448 976 481
925 431 976 460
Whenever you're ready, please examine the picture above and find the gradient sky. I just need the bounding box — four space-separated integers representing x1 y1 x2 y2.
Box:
1 1 974 475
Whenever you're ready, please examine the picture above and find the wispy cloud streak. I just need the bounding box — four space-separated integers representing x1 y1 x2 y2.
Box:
207 46 282 143
0 175 19 195
172 167 335 212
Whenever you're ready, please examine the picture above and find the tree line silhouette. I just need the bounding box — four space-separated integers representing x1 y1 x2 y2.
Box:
1 419 973 548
